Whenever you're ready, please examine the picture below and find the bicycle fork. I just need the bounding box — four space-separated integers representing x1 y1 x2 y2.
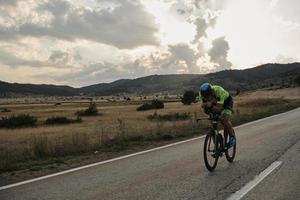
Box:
212 121 223 157
212 130 225 157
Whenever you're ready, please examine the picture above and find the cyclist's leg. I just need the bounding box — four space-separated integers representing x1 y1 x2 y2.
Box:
221 110 236 148
222 95 234 136
221 110 233 136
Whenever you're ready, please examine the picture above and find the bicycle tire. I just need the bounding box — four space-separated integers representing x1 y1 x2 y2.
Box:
203 134 219 171
224 130 236 162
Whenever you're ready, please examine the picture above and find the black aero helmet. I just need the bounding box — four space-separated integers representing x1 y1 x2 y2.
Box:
200 83 212 97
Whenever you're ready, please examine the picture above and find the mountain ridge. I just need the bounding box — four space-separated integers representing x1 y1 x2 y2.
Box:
0 63 299 97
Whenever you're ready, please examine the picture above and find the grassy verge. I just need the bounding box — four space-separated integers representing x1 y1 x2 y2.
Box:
147 112 191 121
0 98 299 186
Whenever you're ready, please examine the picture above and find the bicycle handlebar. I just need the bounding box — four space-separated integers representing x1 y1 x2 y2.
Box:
196 112 221 122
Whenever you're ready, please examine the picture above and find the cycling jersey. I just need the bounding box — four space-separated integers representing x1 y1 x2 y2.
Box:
199 85 230 104
198 85 233 116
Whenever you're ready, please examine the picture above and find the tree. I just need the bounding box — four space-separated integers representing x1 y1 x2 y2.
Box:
236 88 240 96
295 75 300 86
181 90 197 105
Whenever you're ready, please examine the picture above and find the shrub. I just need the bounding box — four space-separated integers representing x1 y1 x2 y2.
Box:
148 112 191 121
76 103 100 116
0 108 11 113
137 100 164 111
295 75 300 86
0 114 37 128
236 88 240 96
152 99 164 109
181 90 197 105
137 102 153 111
45 116 82 125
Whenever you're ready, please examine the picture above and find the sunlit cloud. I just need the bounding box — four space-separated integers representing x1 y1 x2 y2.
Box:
0 0 299 86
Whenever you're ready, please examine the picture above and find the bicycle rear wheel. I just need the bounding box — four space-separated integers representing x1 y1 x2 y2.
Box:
203 134 219 171
224 130 236 162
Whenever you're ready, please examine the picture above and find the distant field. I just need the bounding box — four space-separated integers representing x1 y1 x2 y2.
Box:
0 87 299 185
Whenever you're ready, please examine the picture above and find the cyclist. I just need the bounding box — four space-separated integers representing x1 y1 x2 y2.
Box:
199 83 236 148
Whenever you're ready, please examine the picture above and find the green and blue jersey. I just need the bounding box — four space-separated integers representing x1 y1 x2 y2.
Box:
198 85 229 104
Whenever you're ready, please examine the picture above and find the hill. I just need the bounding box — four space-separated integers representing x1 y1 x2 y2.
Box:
80 62 300 95
0 81 76 97
0 63 299 97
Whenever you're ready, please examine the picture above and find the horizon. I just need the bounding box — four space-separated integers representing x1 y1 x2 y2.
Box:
0 0 300 87
1 62 298 88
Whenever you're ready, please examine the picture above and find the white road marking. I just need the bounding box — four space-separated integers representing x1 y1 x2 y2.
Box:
227 161 282 200
0 135 205 191
0 107 298 191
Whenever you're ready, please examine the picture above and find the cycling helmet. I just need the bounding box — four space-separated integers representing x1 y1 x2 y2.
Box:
200 83 212 97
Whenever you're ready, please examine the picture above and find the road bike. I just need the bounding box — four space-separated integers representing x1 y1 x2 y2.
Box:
197 112 236 171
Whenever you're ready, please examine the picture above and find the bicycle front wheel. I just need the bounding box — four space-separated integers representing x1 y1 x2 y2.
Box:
203 134 219 171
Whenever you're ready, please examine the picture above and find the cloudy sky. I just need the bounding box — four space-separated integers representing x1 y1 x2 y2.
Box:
0 0 299 87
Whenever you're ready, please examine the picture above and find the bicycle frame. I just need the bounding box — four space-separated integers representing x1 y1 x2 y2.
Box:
197 114 226 154
198 112 237 171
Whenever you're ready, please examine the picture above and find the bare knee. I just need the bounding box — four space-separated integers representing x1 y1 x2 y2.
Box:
222 116 233 135
222 118 230 126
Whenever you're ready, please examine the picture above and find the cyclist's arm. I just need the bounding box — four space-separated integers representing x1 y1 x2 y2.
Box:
197 92 208 106
196 92 203 102
197 92 212 114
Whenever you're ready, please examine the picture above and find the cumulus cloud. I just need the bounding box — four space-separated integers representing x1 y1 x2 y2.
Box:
192 11 218 43
37 0 70 16
45 61 130 86
48 50 69 65
0 0 19 6
0 49 48 68
193 0 227 10
0 29 17 41
168 43 198 72
193 0 209 9
0 48 74 69
50 43 200 86
152 0 233 75
208 36 232 70
193 18 208 42
1 0 274 86
0 0 159 49
128 44 200 74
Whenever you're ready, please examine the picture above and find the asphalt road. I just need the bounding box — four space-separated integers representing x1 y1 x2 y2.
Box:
243 132 300 200
1 108 300 200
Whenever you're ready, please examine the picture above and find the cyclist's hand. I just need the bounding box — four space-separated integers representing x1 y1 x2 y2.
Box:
204 107 211 114
202 102 212 108
211 105 222 113
202 102 212 114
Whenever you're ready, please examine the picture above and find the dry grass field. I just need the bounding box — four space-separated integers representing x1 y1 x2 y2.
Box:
0 87 299 185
